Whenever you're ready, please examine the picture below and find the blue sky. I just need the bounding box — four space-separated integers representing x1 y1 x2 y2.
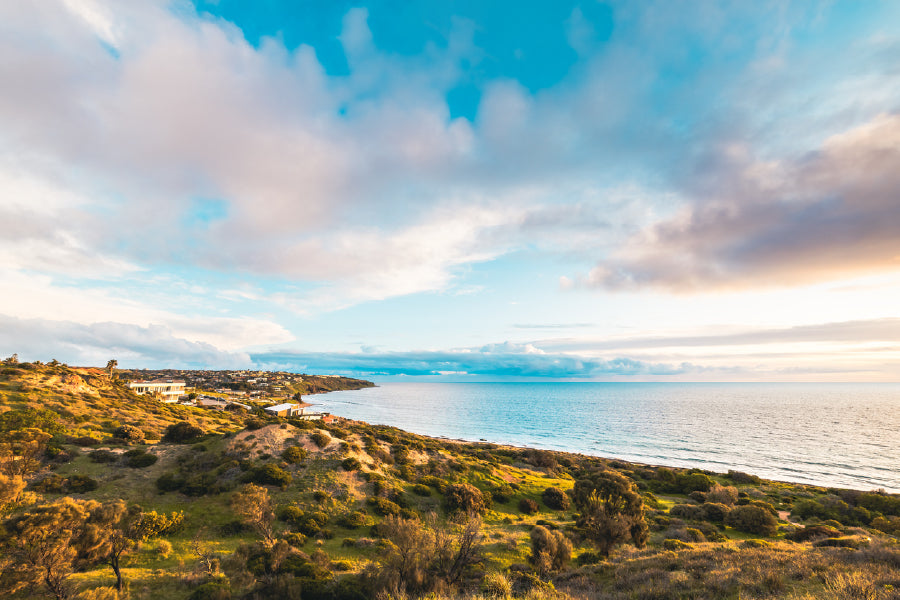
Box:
1 1 900 381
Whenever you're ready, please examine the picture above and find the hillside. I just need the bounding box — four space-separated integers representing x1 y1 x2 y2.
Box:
1 359 899 600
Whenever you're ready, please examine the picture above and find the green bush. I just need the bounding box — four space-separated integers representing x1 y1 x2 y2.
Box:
676 471 715 493
412 484 431 496
281 446 307 464
663 539 694 551
337 510 370 529
576 551 603 566
341 457 361 471
725 504 778 536
187 581 231 600
112 424 145 443
89 449 119 463
519 498 540 515
418 475 446 492
279 506 305 524
298 511 329 536
31 474 67 493
702 502 731 523
126 452 159 468
310 431 330 448
246 464 292 488
67 474 99 493
444 483 488 515
156 472 185 492
162 421 204 443
727 470 761 484
492 483 514 504
367 496 401 516
670 504 705 520
542 487 570 510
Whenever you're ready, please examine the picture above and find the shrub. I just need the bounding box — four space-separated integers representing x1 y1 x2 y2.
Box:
156 472 184 493
542 487 570 511
310 431 330 448
725 504 778 536
281 446 307 464
483 572 512 599
418 475 445 492
412 484 431 496
112 424 145 443
702 502 731 523
279 506 305 524
787 525 841 542
154 539 173 559
727 470 761 484
706 484 739 505
67 474 99 493
685 527 706 542
337 510 370 529
89 449 119 463
813 536 865 549
676 471 714 493
663 539 693 551
670 504 704 520
187 581 231 600
576 551 603 566
126 452 159 468
444 483 488 515
519 498 539 515
529 525 572 574
341 457 361 471
162 422 204 443
492 483 514 504
367 496 401 516
246 464 292 488
298 511 329 536
31 474 67 493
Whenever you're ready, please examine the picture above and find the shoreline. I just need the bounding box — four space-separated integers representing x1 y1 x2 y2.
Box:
337 417 893 495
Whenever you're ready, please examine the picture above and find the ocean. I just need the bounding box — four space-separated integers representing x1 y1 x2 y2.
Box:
311 382 900 493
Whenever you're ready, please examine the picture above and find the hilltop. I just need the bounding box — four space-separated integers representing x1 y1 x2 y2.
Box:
1 359 899 600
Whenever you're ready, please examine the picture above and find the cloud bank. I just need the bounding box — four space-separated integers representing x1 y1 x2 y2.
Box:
584 113 900 291
0 315 252 368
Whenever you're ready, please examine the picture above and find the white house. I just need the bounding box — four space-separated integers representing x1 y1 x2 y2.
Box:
264 401 330 420
128 380 185 403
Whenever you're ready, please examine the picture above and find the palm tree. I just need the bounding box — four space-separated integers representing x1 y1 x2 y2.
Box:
106 359 118 377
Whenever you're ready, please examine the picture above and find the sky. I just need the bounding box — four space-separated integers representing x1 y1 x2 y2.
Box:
2 0 900 381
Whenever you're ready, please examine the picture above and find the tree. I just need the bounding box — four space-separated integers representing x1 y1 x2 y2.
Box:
76 502 185 592
0 428 51 478
529 525 572 576
0 498 98 600
106 360 117 377
232 484 276 545
574 470 648 557
369 513 483 595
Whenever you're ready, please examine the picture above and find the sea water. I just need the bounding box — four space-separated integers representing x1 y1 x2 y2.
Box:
312 382 900 493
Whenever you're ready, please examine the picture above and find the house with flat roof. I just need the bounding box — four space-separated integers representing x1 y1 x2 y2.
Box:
263 401 330 420
128 380 185 403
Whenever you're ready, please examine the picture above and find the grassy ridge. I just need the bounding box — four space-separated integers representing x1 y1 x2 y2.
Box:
1 361 899 600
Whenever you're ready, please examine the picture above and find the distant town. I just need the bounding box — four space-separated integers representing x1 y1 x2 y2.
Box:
117 368 375 421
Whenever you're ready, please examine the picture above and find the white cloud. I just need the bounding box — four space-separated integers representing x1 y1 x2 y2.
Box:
0 315 252 368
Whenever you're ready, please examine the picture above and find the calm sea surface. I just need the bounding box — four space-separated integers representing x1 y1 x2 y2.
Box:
313 382 900 493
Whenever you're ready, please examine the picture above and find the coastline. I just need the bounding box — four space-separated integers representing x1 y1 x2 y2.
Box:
317 382 900 494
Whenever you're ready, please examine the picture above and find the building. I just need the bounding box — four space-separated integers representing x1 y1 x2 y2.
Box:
128 380 185 403
263 402 330 420
264 403 301 417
